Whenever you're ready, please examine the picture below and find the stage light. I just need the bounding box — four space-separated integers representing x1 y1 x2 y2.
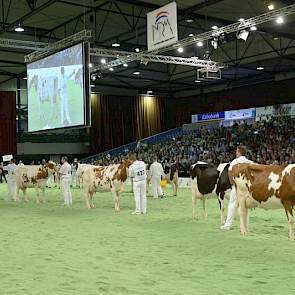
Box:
123 63 128 67
197 41 203 47
112 42 120 47
250 26 257 31
257 66 264 70
237 30 249 41
109 67 114 71
101 58 106 64
188 33 194 37
135 48 140 52
133 71 140 75
177 47 184 53
185 19 194 23
268 4 274 10
238 18 245 22
15 23 24 32
276 17 284 24
194 80 201 83
89 63 93 68
212 25 218 30
211 39 218 49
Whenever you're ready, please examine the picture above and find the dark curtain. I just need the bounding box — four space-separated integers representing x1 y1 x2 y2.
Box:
90 93 135 154
134 95 165 140
0 91 16 155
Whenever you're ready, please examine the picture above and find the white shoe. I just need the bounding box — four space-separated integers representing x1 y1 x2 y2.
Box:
220 225 231 230
131 211 141 215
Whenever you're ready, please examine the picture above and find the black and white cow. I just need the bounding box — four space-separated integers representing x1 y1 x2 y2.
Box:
190 161 231 224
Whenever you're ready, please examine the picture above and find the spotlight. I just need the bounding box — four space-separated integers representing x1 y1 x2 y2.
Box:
147 90 153 95
268 4 274 10
89 63 93 68
177 47 184 53
185 19 194 23
194 80 201 83
23 77 27 80
109 67 114 71
135 48 140 52
91 84 95 88
101 58 106 64
90 74 97 81
123 63 128 67
237 30 249 41
212 25 218 30
238 18 245 22
133 71 140 75
250 26 257 31
257 66 264 70
112 42 120 47
276 17 284 24
15 23 24 32
196 41 203 47
188 33 194 37
211 38 218 49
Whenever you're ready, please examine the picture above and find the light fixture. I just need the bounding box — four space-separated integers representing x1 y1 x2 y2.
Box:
194 80 201 83
188 33 194 37
89 63 93 68
23 77 27 80
211 25 218 30
250 26 257 31
257 66 264 70
100 58 106 64
133 71 140 75
91 84 95 88
185 19 194 23
177 47 184 53
15 23 24 32
196 41 203 47
135 47 140 52
268 4 274 10
123 63 128 67
112 42 120 47
211 38 218 49
238 18 245 22
276 17 284 24
147 90 153 95
90 74 97 81
109 67 114 71
237 29 249 41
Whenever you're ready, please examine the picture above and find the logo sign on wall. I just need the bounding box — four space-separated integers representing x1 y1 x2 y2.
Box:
192 111 225 123
224 108 255 121
147 2 178 52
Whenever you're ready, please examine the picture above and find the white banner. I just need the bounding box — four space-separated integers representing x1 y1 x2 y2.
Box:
2 154 13 161
225 108 255 121
255 105 274 121
147 2 178 52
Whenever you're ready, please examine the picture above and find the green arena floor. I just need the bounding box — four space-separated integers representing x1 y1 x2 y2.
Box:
0 183 294 295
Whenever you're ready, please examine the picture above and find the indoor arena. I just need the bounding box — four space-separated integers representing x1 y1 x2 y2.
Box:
0 1 295 294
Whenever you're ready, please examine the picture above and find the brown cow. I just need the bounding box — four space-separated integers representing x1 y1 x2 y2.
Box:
232 163 295 239
80 160 131 210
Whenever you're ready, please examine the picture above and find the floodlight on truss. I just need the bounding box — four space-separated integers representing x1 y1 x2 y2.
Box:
24 30 92 63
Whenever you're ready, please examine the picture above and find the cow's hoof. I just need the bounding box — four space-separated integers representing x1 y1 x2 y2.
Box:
288 235 294 241
240 230 248 236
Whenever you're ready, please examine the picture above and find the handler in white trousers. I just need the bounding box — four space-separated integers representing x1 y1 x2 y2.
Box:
59 156 72 206
129 153 147 214
150 156 164 199
3 159 17 201
221 145 253 230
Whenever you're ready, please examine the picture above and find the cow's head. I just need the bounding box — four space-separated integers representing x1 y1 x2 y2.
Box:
46 161 57 173
122 159 132 168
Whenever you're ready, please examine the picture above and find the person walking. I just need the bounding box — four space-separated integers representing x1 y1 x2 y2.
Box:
0 162 7 184
149 156 164 199
3 159 17 201
128 153 147 215
59 156 72 206
221 145 253 230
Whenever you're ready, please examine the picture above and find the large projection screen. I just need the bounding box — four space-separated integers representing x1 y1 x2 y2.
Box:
27 42 90 132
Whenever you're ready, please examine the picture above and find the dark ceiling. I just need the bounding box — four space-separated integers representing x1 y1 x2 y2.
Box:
1 0 295 97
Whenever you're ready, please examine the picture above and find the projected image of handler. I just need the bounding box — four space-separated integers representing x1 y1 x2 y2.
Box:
59 66 75 126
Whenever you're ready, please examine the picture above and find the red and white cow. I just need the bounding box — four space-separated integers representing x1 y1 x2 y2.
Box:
79 160 131 210
232 163 295 239
15 161 56 203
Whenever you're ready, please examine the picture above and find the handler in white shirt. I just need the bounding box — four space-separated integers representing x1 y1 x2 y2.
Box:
221 145 253 230
3 159 17 201
149 156 164 199
129 153 147 214
59 156 72 206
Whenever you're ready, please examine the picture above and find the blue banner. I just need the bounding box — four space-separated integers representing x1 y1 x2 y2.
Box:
197 111 225 122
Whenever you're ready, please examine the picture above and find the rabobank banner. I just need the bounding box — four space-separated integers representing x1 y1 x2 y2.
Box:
192 111 225 123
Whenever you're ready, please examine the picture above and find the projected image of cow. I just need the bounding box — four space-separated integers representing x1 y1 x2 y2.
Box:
27 43 86 132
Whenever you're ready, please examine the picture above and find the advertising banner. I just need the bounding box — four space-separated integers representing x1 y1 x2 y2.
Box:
225 108 255 121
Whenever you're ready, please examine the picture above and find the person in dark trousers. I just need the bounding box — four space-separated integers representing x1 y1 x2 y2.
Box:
0 162 7 183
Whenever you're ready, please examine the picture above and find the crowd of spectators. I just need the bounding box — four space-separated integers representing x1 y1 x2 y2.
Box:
93 117 295 177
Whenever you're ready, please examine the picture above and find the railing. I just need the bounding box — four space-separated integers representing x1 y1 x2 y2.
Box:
81 127 182 163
